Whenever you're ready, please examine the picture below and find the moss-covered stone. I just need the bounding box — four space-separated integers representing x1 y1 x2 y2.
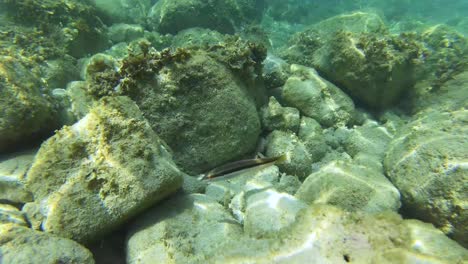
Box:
296 160 401 213
148 0 265 34
0 56 60 153
23 96 183 242
282 65 355 127
385 109 468 247
0 224 95 264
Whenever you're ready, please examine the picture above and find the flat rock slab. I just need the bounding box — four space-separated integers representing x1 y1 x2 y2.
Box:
23 96 183 243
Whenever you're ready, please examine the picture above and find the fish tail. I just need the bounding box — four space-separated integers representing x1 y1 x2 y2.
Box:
276 153 288 163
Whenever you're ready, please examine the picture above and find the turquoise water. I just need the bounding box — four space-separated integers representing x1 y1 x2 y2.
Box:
0 1 467 263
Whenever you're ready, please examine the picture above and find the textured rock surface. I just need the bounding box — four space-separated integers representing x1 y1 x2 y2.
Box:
132 50 262 174
296 161 401 213
148 0 264 34
261 96 300 133
23 96 183 242
282 64 355 127
127 198 467 264
265 130 313 179
283 12 423 110
0 204 28 227
385 109 468 247
0 224 95 264
108 23 145 44
0 151 35 204
297 117 328 163
93 0 152 24
0 56 59 152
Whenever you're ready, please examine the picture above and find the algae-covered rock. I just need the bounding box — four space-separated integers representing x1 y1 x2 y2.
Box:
244 189 307 238
341 119 394 161
283 12 424 110
0 56 59 153
0 151 35 204
0 204 28 227
261 96 300 133
23 96 183 242
130 50 262 174
127 193 243 264
93 0 152 24
171 27 225 49
282 64 355 127
262 53 290 89
385 109 468 247
296 160 401 213
413 70 468 114
127 197 468 264
297 117 328 162
0 224 95 264
1 0 109 58
310 11 386 35
265 130 313 179
108 23 145 44
148 0 264 34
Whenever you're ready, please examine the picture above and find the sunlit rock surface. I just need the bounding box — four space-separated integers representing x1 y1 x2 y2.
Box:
0 224 95 264
385 109 468 247
282 65 355 127
23 96 183 242
296 160 401 213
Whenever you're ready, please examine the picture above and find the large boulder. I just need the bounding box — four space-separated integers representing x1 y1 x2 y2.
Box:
129 49 262 174
92 0 152 24
283 12 424 110
385 109 468 247
127 193 468 263
0 224 95 264
148 0 264 34
23 96 184 242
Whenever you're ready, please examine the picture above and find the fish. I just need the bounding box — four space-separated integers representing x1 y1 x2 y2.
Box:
197 154 287 181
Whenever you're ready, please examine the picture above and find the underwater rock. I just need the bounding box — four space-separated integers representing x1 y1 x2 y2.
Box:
0 224 95 264
0 151 35 204
126 196 468 263
412 70 468 114
265 130 313 179
385 109 468 247
282 64 355 127
23 96 183 243
340 119 394 163
93 0 152 24
171 27 225 49
244 189 307 238
262 53 290 89
0 56 59 153
1 0 109 58
261 96 300 133
295 160 401 213
283 12 424 110
148 0 264 34
130 50 262 174
297 117 328 163
127 193 243 264
310 11 386 35
0 204 28 227
108 23 145 44
41 55 80 89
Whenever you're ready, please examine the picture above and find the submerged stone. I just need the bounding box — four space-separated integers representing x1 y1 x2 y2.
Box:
23 96 183 242
385 109 468 247
0 151 35 204
0 224 95 264
295 160 401 213
282 64 355 127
